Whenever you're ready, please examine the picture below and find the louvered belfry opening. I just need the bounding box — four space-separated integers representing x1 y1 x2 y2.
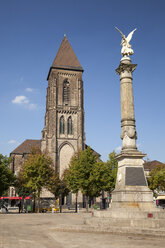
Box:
67 116 73 135
63 80 70 105
60 116 65 134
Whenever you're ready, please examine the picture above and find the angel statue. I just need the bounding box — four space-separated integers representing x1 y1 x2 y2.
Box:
115 27 137 57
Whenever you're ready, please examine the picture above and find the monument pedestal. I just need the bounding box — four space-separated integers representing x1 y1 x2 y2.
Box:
111 149 155 211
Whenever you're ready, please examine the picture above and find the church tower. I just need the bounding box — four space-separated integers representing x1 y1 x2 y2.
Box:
41 36 85 177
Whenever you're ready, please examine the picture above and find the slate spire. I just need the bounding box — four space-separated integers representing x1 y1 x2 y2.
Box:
52 36 83 71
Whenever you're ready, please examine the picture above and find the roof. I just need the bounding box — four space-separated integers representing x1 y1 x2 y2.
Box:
143 160 165 171
10 139 41 155
85 144 101 161
48 36 83 78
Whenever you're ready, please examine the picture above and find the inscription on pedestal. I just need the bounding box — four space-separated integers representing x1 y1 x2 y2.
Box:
125 167 147 186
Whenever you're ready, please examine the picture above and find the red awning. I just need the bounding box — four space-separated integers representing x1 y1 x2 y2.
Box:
0 196 31 200
9 197 21 200
24 197 31 200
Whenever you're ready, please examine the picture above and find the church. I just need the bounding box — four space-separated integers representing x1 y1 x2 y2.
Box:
10 36 100 202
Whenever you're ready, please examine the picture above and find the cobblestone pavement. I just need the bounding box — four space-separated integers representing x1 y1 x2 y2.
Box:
0 212 165 248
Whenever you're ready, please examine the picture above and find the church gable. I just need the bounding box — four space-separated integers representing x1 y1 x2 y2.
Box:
10 139 41 175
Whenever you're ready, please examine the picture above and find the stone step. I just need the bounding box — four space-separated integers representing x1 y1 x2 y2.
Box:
52 223 165 238
85 216 165 229
93 209 165 219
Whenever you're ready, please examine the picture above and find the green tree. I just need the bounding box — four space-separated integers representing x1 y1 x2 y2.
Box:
46 171 61 199
65 147 98 211
47 170 69 212
64 155 80 194
15 172 32 198
21 147 54 212
64 154 81 212
148 165 165 194
14 170 33 212
0 154 15 196
103 151 118 193
65 148 118 211
88 161 107 197
77 147 98 211
89 151 118 208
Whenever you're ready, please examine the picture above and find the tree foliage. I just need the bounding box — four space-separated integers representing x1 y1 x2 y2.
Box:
47 170 69 199
64 154 82 194
0 154 15 196
89 151 118 196
88 161 107 197
103 151 118 193
14 169 33 198
20 147 54 199
148 165 165 193
64 147 118 205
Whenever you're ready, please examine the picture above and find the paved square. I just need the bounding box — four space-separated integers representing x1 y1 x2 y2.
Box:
0 213 164 248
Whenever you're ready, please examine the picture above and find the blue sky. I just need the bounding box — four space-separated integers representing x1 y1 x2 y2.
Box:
0 0 165 162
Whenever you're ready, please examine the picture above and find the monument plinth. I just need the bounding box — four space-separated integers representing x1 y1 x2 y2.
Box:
111 55 154 210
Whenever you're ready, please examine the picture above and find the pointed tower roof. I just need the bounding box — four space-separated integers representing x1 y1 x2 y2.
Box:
48 36 83 79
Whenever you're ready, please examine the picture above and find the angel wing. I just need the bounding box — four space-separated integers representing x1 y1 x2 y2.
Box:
126 28 137 43
115 27 125 39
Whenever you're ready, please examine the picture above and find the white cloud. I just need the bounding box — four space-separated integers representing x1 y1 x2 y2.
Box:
26 88 33 92
8 140 18 144
12 95 29 104
12 95 38 110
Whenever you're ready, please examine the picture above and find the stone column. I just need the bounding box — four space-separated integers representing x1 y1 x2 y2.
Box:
116 57 137 151
111 56 154 210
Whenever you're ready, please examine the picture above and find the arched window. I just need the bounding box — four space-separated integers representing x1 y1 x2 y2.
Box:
67 116 73 135
63 80 70 105
60 116 65 134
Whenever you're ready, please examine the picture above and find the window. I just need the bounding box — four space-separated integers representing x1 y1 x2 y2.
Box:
67 116 73 135
63 80 70 105
60 116 65 134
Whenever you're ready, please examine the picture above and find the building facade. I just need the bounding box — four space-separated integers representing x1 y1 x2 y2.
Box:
10 37 87 203
41 36 85 177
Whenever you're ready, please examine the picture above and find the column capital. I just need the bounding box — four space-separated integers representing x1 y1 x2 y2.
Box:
116 63 137 75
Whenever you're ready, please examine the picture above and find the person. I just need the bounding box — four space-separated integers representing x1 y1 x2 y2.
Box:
17 201 21 213
1 200 8 213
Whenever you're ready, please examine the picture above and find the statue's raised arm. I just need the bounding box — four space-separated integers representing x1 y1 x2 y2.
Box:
115 27 137 57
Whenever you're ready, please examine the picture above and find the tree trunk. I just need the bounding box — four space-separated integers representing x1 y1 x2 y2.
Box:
33 196 36 213
75 192 78 213
21 197 24 213
59 192 62 213
101 190 105 210
37 192 40 213
85 195 89 212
